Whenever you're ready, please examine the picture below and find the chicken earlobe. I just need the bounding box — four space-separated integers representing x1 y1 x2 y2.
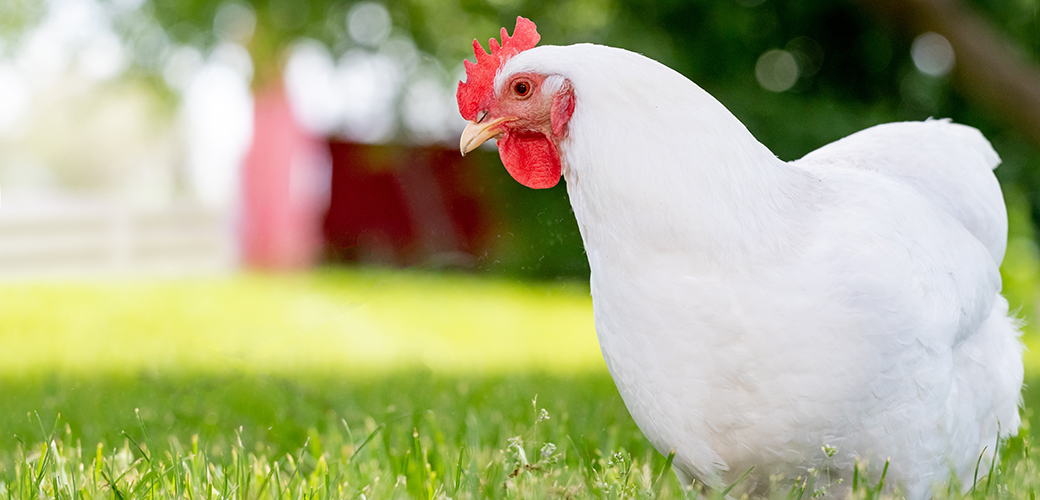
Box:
549 79 575 138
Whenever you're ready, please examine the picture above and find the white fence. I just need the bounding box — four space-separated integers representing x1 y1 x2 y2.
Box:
0 199 237 279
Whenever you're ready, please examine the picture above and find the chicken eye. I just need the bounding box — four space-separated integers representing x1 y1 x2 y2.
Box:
514 81 530 96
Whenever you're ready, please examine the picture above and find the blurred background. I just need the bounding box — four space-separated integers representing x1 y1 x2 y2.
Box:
1 0 1040 459
0 0 1037 284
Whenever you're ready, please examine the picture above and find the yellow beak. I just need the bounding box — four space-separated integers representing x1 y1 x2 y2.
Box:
460 117 513 156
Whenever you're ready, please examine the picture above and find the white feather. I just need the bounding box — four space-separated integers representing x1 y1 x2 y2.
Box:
499 44 1024 498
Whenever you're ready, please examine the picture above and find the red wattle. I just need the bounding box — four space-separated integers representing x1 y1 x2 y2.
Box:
497 133 561 189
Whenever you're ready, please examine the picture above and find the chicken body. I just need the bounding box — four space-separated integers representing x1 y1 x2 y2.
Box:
465 37 1023 499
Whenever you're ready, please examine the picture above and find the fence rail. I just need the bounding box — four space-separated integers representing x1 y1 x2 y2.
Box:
0 200 236 278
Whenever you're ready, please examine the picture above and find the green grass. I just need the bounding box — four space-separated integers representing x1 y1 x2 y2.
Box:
0 270 602 376
0 268 1038 499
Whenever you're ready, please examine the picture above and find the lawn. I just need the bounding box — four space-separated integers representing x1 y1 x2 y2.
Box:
0 268 1038 499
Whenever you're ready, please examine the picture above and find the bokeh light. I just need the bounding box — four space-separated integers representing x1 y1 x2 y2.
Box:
347 2 392 47
911 31 955 77
212 1 256 45
0 0 1034 281
755 49 799 92
0 64 29 136
182 44 254 208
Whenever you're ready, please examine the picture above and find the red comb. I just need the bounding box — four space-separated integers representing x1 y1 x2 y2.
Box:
457 16 541 120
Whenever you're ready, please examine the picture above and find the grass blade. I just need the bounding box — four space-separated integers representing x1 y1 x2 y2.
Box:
452 445 466 496
653 448 676 493
720 466 754 497
972 446 988 493
347 423 386 464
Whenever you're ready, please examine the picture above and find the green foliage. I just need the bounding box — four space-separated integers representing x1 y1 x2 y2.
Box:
465 150 590 279
0 0 1032 279
0 0 44 38
24 0 1012 280
130 0 1040 159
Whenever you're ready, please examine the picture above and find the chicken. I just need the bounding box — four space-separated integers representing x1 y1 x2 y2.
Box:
456 17 1023 499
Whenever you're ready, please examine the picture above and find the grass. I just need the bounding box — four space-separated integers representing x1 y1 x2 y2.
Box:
0 268 1039 499
0 269 602 376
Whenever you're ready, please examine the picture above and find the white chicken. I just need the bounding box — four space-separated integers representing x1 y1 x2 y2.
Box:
457 17 1023 499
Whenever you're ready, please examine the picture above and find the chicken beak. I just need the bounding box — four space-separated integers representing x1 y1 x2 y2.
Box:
460 117 512 156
